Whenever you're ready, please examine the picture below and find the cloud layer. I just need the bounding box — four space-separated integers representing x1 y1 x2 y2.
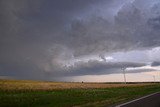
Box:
0 0 160 80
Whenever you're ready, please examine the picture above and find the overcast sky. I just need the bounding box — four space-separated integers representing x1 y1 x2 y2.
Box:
1 0 160 82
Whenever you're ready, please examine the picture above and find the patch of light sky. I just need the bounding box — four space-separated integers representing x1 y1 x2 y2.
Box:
61 46 160 82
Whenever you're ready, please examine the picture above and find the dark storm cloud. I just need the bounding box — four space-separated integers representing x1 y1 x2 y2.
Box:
58 60 146 76
0 0 108 79
64 1 160 56
126 68 157 73
0 0 160 80
151 61 160 66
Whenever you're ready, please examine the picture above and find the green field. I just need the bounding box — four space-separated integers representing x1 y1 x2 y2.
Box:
0 80 160 107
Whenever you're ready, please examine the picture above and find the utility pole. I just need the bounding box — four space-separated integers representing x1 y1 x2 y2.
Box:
153 75 155 83
159 72 160 82
121 67 126 84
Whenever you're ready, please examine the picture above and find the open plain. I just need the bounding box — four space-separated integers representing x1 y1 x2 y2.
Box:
0 79 160 107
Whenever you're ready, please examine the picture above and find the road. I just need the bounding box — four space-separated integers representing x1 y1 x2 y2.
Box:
116 92 160 107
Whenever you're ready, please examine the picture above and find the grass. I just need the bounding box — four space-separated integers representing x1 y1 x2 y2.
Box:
0 80 160 107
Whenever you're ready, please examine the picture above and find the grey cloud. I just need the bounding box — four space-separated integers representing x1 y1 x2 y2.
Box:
126 68 157 73
65 1 160 56
59 60 146 76
0 0 160 80
151 61 160 66
148 16 160 30
0 0 101 79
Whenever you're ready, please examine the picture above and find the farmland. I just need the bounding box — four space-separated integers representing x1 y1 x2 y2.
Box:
0 79 160 107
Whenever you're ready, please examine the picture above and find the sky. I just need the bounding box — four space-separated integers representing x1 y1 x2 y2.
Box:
1 0 160 82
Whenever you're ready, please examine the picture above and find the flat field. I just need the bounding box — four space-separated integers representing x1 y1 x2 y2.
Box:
0 79 160 107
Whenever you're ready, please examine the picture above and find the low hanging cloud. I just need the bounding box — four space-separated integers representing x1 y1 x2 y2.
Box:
54 60 146 76
151 61 160 66
0 0 160 80
126 68 157 73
